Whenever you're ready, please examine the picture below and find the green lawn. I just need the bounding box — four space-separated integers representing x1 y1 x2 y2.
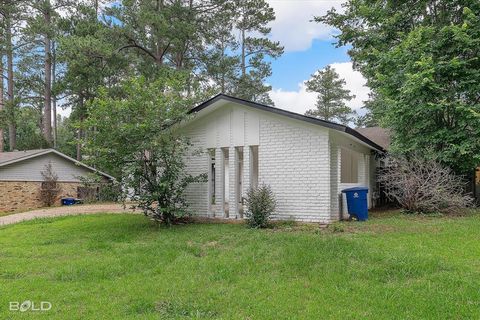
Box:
1 213 480 319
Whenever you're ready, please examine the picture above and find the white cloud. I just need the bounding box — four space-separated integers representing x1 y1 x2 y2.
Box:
267 0 345 52
58 106 72 118
270 62 369 115
330 62 370 111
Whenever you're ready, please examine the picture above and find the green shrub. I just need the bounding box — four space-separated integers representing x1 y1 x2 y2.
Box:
245 184 276 228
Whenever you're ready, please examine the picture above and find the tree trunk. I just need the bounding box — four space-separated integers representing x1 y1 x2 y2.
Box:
52 41 57 148
43 4 53 146
154 0 164 66
241 28 246 77
76 96 84 161
6 17 16 151
76 127 82 161
220 37 225 93
0 55 4 152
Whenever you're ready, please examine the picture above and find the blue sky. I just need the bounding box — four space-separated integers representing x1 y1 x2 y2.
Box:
267 39 351 91
264 0 369 115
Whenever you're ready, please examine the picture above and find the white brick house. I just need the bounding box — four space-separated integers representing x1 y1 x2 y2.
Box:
179 94 385 223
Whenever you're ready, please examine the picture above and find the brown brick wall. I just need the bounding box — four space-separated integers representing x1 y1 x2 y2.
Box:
0 181 83 213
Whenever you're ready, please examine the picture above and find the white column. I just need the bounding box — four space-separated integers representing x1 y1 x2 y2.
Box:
336 147 342 219
242 147 251 197
240 147 251 219
215 148 224 217
334 147 342 220
207 152 213 216
328 144 338 221
228 146 238 219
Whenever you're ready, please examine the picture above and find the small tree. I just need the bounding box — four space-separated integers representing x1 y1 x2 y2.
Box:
304 65 356 125
124 133 207 225
84 75 208 225
379 155 473 214
40 162 61 206
245 184 276 228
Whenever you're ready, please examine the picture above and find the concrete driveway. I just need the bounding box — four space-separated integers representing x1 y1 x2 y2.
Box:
0 203 138 226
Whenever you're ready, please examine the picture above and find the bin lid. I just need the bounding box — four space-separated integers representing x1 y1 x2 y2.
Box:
341 186 368 193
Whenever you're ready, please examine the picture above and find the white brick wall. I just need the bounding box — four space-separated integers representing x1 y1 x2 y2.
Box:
183 127 209 217
258 118 331 223
242 147 251 199
214 148 225 217
228 146 238 218
330 144 341 220
180 102 375 223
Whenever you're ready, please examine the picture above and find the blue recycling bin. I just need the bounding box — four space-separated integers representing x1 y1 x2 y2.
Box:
342 187 369 221
61 198 76 206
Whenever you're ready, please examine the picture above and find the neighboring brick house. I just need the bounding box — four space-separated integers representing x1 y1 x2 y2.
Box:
0 149 114 213
179 94 385 223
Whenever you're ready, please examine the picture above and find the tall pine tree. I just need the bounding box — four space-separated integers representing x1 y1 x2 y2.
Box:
0 47 3 152
304 65 355 125
0 0 21 150
233 0 283 105
57 2 127 159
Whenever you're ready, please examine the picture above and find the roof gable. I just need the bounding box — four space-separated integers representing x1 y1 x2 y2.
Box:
0 149 47 165
189 94 385 152
0 149 114 180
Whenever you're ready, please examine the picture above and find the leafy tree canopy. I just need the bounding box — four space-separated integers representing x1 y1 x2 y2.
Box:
84 72 207 224
319 1 480 173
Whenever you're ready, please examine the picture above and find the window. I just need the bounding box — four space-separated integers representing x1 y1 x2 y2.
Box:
208 149 215 205
250 146 259 188
341 148 358 183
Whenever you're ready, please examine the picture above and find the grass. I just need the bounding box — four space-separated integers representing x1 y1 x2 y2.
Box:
1 212 480 319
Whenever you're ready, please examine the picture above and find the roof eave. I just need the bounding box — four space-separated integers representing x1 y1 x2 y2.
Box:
49 149 116 181
0 149 116 181
190 94 386 152
0 149 52 167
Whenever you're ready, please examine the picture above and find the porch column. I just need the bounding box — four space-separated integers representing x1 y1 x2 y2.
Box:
330 145 342 220
207 151 213 216
332 146 343 220
242 146 251 199
228 146 239 219
215 148 225 217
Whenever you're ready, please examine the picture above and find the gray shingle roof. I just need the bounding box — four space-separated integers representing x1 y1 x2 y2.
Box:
0 149 114 180
355 127 391 150
0 149 48 165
